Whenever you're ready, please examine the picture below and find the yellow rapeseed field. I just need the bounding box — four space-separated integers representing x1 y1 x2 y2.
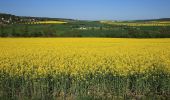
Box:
101 21 170 26
0 38 170 78
0 38 170 99
27 21 67 24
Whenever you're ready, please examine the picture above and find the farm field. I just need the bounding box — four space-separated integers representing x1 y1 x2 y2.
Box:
101 21 170 26
26 21 67 24
1 22 170 38
1 13 170 38
0 38 170 99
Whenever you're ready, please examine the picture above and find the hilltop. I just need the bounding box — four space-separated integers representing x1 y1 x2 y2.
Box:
0 13 74 24
1 13 170 24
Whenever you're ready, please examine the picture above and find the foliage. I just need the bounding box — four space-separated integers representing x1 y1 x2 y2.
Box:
0 22 170 38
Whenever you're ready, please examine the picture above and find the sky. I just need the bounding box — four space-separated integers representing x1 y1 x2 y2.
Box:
0 0 170 20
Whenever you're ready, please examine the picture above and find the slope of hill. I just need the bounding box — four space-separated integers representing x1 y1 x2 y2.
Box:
134 18 170 22
0 13 170 38
0 13 74 24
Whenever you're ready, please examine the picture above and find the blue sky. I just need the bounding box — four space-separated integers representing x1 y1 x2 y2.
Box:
0 0 170 20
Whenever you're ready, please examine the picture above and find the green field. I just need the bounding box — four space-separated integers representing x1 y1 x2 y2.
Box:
101 21 170 26
1 20 170 38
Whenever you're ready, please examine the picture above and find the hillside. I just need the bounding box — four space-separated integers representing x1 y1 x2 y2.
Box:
133 18 170 22
0 13 170 38
0 13 74 24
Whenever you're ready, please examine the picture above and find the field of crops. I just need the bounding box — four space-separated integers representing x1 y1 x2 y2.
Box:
101 21 170 26
0 38 170 99
26 21 67 24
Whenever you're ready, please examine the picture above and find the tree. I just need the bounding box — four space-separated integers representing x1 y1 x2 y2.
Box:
0 25 5 37
23 25 29 36
100 26 103 30
11 26 16 37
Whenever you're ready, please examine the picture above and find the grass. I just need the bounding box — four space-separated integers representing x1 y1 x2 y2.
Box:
1 23 170 38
